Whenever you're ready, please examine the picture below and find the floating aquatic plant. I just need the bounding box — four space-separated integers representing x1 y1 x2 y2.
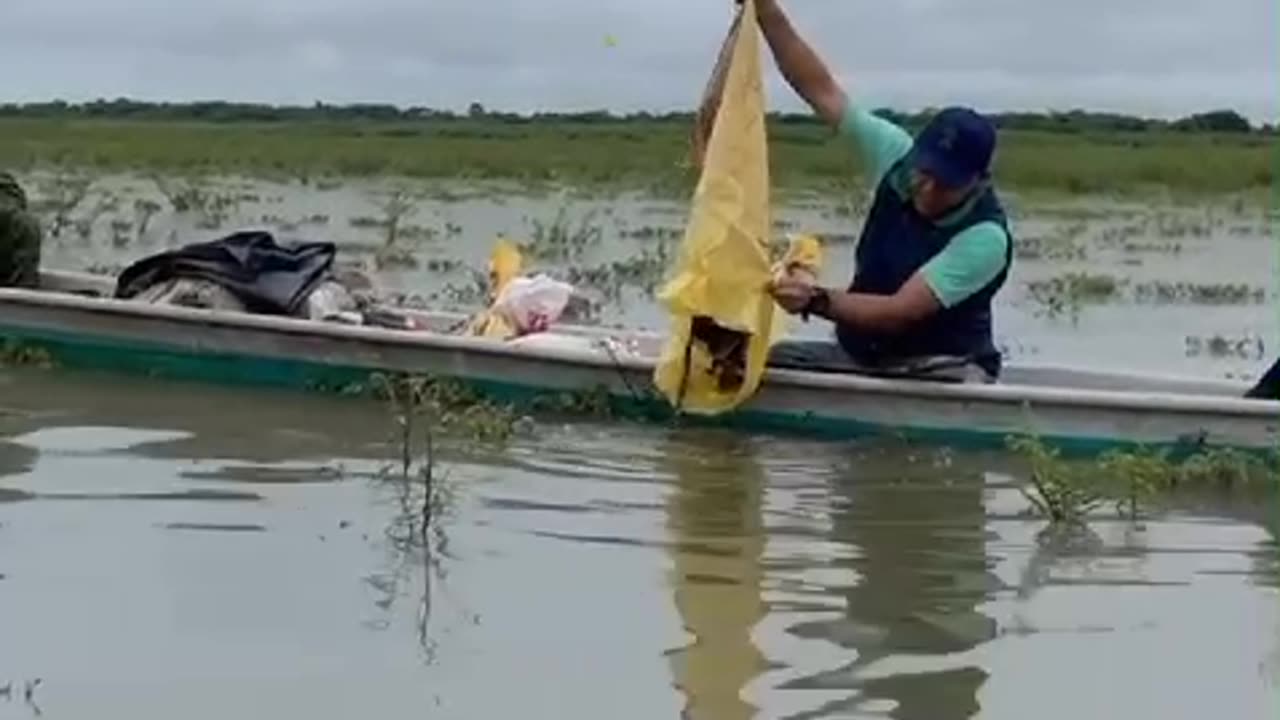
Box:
424 258 461 274
375 246 420 270
521 205 604 262
1133 281 1266 305
364 371 516 663
1185 334 1266 360
1014 235 1088 261
349 216 382 228
1006 434 1108 524
1024 272 1123 319
0 339 55 369
564 243 670 301
31 170 92 238
1007 433 1280 526
133 198 162 241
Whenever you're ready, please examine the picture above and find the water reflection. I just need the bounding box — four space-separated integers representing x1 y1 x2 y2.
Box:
0 368 390 465
662 429 767 720
0 440 37 482
358 419 458 665
4 367 1279 718
0 392 39 481
803 445 1001 720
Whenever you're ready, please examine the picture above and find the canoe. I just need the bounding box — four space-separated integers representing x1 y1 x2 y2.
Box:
0 270 1276 456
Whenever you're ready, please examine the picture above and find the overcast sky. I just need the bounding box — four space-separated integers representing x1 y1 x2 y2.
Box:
3 0 1276 121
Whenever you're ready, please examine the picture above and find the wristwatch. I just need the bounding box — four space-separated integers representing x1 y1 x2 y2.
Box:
802 286 831 321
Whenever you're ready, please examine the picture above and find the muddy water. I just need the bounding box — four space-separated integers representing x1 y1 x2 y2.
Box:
0 370 1277 719
18 171 1280 384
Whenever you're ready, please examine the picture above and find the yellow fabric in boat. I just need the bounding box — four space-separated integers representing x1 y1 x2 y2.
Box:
653 0 822 415
464 237 523 339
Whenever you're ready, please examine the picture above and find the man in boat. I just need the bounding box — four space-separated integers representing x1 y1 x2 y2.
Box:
747 0 1014 383
0 172 43 289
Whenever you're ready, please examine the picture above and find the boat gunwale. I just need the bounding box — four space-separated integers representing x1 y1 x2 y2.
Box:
0 285 1276 421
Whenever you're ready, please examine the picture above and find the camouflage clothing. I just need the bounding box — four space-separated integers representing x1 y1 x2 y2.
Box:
0 172 42 288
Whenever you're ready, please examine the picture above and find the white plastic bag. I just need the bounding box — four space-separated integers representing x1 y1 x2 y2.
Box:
491 274 575 334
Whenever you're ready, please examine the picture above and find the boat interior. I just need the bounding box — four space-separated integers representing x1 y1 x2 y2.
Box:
17 269 1266 401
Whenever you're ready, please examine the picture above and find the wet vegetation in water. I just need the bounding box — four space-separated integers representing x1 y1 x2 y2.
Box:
1024 272 1123 319
564 244 672 301
519 204 605 263
355 369 1279 536
1007 434 1278 526
0 340 56 370
1131 280 1268 305
1013 234 1089 262
350 187 431 270
1185 333 1267 361
363 372 518 660
4 320 1273 538
2 102 1276 198
13 150 1273 343
1025 272 1270 319
370 372 517 453
152 175 246 231
3 102 1278 715
5 108 1274 541
528 384 625 420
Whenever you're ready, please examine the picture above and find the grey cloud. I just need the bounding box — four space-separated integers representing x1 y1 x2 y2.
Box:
2 0 1275 121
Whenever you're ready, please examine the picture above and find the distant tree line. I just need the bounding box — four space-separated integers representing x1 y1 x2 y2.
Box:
0 98 1270 135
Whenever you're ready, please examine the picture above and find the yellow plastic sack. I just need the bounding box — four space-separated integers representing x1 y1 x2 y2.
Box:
463 237 523 339
653 0 822 415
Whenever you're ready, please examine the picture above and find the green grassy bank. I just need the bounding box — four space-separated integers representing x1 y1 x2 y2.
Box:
2 117 1275 199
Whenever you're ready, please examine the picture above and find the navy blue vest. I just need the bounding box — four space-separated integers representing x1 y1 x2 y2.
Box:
836 160 1013 378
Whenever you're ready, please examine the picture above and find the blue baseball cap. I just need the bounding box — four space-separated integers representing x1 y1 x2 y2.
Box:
909 106 996 189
